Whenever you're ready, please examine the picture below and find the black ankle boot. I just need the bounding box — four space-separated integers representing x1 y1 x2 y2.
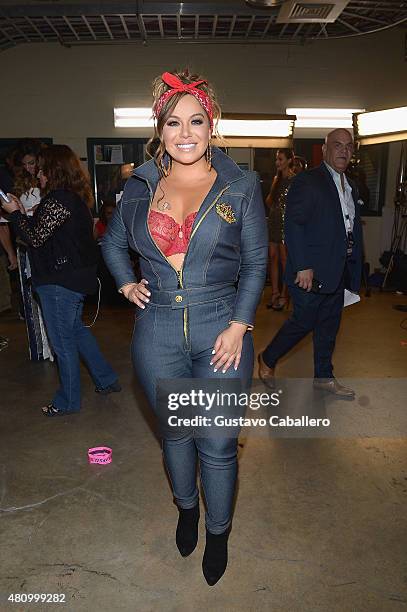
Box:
202 528 229 586
176 504 200 557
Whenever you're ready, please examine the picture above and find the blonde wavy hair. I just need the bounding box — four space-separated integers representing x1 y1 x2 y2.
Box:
146 68 221 175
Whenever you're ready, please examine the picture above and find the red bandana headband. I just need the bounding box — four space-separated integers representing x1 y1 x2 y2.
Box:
153 72 214 130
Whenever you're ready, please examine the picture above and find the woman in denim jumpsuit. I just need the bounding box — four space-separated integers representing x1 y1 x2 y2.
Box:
103 70 267 585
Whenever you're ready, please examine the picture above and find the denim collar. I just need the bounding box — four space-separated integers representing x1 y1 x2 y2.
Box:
132 147 245 190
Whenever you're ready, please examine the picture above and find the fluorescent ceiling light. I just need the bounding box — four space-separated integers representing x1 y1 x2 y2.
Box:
114 108 294 138
219 118 293 138
287 108 364 129
114 107 154 128
355 106 407 137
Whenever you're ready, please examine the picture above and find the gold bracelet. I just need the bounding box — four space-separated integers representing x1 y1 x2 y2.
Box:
229 320 252 331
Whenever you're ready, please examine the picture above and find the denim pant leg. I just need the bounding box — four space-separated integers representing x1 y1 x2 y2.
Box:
191 333 254 534
194 435 238 534
37 284 117 410
162 435 199 509
74 304 117 390
36 284 83 410
132 304 199 509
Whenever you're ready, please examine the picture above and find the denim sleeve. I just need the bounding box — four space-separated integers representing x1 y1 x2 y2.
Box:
285 174 315 273
101 199 137 290
231 174 268 328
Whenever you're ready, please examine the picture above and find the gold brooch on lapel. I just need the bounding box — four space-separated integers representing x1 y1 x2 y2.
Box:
216 203 237 224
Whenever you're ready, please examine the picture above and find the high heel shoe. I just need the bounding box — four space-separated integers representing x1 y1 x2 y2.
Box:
176 504 200 557
202 528 230 586
266 292 283 310
276 296 290 310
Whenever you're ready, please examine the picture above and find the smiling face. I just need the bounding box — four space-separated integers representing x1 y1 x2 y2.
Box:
161 94 211 167
323 129 354 174
22 154 36 176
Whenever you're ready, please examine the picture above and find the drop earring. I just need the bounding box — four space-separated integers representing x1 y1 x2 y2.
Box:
160 154 172 177
206 143 212 171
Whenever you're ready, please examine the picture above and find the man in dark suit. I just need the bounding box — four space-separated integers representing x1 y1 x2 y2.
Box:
258 129 362 397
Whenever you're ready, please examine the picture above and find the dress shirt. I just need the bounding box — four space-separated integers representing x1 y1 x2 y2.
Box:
324 162 355 232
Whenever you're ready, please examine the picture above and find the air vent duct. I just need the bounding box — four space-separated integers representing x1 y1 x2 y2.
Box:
277 0 350 23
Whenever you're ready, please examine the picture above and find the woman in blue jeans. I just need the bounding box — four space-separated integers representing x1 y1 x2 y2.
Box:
3 145 120 416
103 70 268 585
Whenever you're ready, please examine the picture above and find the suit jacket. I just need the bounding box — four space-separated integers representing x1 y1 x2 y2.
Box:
102 147 268 328
285 162 362 294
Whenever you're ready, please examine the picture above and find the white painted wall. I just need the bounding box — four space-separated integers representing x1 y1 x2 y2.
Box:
1 26 406 267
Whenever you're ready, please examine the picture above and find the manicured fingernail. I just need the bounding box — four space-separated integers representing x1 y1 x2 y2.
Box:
222 369 226 374
213 368 217 373
141 305 145 309
211 350 215 354
145 298 150 302
146 292 151 296
209 361 213 366
234 366 238 370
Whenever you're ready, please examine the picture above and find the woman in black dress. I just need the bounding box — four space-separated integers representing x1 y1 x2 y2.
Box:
266 148 295 310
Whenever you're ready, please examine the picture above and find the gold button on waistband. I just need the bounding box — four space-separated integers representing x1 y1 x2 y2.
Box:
175 295 183 303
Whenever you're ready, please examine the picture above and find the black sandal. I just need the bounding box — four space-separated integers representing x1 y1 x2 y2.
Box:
275 296 289 311
266 292 284 311
41 404 77 417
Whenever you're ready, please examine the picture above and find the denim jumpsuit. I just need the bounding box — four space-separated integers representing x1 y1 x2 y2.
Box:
102 148 268 533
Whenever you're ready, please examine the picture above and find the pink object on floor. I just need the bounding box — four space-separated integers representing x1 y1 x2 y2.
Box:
88 446 112 465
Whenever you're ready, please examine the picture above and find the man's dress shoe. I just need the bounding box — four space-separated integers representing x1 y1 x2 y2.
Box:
313 378 355 399
257 353 275 389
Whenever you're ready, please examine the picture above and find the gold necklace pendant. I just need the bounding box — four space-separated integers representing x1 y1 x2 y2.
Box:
157 200 171 211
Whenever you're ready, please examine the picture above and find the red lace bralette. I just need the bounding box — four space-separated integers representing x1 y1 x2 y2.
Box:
148 209 198 256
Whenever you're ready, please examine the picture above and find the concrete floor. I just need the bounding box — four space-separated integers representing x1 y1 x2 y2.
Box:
0 288 406 611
